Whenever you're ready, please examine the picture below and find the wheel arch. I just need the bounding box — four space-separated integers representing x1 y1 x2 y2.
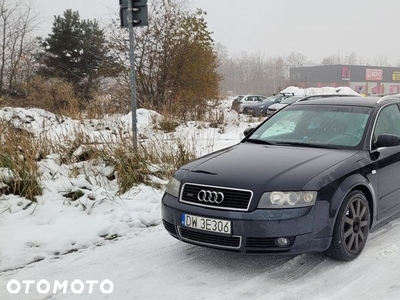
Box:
351 185 374 229
314 173 377 238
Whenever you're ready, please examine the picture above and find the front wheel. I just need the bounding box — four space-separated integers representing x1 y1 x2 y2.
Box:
325 190 370 261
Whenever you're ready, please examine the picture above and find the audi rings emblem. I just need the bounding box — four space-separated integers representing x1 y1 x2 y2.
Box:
197 190 225 204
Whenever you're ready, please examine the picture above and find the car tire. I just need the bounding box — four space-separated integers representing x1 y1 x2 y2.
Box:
243 108 248 114
325 190 370 261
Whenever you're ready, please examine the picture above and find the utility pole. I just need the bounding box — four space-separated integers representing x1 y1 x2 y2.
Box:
128 0 138 151
119 0 148 152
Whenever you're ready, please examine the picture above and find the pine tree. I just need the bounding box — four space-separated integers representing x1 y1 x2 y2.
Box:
38 9 110 99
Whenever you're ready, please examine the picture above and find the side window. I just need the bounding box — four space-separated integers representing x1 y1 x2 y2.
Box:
373 104 400 140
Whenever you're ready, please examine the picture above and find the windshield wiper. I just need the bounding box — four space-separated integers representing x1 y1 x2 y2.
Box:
244 139 274 145
245 139 340 149
272 142 328 148
192 170 217 175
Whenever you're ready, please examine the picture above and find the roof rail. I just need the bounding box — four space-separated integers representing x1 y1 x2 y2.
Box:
297 94 361 102
377 94 400 104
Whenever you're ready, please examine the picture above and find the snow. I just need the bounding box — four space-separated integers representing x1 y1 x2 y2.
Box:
1 93 400 299
280 86 361 96
0 101 250 272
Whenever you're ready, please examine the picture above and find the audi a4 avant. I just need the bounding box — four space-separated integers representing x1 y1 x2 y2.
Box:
162 94 400 261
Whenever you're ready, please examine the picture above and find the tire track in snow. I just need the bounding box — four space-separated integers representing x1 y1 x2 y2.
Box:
221 254 328 300
4 217 400 300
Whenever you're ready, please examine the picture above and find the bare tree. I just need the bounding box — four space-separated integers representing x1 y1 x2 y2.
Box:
285 52 307 79
287 52 306 68
216 50 297 96
374 55 390 67
346 52 357 65
321 53 344 65
0 0 39 96
357 56 370 66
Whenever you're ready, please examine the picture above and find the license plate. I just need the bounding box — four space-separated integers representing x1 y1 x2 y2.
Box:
182 214 231 235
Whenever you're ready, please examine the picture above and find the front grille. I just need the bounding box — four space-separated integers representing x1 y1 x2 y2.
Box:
246 237 295 248
178 227 241 249
163 220 178 237
180 183 253 211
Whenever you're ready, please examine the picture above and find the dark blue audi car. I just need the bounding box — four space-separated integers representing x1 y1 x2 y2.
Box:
162 94 400 261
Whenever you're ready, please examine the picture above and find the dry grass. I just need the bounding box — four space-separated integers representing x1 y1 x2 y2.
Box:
97 135 196 194
0 117 199 199
0 85 221 199
20 76 82 119
0 121 43 200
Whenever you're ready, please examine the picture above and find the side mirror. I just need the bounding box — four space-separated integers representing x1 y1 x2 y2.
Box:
243 127 255 137
375 134 400 148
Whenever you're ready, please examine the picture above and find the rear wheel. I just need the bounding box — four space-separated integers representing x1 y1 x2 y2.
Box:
325 190 370 261
243 107 248 114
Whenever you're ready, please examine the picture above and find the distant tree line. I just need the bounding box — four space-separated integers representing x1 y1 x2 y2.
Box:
216 49 397 97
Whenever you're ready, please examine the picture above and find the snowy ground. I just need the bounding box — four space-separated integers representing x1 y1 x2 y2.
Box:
1 90 400 299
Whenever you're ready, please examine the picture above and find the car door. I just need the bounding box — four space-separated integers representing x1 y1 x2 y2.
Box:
373 104 400 220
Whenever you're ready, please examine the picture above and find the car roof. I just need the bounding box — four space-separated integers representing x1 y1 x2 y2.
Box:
281 95 304 102
243 94 266 97
292 96 384 107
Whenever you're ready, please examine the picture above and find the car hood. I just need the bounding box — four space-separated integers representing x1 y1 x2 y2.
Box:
181 143 359 192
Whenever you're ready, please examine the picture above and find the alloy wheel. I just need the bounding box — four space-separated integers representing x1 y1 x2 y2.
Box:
342 196 369 254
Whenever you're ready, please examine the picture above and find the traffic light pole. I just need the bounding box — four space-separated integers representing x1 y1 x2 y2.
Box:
128 0 138 152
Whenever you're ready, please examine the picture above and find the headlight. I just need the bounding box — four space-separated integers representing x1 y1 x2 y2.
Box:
165 177 181 198
257 191 317 209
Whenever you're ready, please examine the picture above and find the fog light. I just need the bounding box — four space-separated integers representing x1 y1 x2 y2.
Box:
276 237 290 247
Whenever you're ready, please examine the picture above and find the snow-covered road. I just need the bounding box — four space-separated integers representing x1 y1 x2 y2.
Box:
2 216 400 300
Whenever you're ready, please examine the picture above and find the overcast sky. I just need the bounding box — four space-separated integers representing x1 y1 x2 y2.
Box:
33 0 400 65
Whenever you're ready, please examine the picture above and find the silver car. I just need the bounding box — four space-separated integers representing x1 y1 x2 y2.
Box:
232 94 267 113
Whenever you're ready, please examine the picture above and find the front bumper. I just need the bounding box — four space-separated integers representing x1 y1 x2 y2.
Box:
161 193 331 254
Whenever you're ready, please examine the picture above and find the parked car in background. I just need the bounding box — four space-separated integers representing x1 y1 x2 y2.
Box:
230 95 244 112
231 94 267 113
266 95 305 117
162 94 400 261
245 93 295 117
243 96 279 116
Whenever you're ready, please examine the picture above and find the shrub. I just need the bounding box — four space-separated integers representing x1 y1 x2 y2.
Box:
20 76 82 118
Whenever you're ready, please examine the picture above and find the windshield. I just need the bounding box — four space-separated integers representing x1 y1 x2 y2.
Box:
246 105 371 149
233 95 244 101
262 96 276 103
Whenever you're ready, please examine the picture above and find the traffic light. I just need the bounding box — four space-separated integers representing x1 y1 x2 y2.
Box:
120 0 148 28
